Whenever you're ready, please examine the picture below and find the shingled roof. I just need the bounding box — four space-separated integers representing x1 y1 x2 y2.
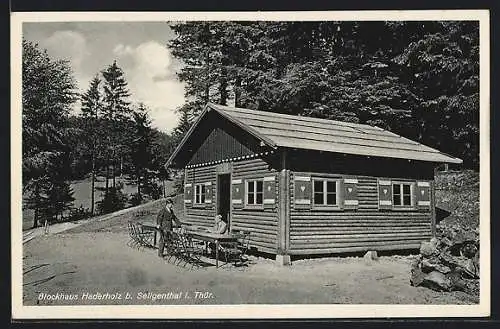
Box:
166 103 462 167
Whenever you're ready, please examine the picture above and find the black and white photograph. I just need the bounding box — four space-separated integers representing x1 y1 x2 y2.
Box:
11 10 490 319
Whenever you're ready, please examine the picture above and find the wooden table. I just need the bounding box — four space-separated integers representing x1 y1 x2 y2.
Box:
186 230 238 268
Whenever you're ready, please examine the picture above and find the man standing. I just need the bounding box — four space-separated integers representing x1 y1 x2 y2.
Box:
156 198 181 258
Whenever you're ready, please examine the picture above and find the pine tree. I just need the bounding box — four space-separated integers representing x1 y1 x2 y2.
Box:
173 104 194 138
101 61 131 192
170 22 233 112
130 103 156 202
102 61 131 121
80 75 103 215
22 39 77 227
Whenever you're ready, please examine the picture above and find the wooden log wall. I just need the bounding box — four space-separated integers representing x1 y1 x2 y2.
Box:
288 171 433 255
184 165 217 229
184 156 280 254
231 157 279 254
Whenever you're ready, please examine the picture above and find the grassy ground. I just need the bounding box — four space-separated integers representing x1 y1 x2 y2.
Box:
21 170 480 306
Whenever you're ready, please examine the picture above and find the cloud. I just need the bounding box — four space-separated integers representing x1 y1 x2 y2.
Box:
113 44 134 56
40 30 94 113
114 41 185 134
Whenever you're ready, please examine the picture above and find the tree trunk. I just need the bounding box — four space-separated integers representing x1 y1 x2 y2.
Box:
90 151 95 215
234 76 241 107
105 153 109 195
219 66 228 105
32 184 40 228
33 205 38 229
112 161 116 189
137 168 141 200
205 48 210 103
112 150 116 189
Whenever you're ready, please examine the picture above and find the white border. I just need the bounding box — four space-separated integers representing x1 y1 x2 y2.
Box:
11 10 490 319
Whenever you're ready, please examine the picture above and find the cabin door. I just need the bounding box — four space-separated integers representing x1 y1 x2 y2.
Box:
217 174 231 230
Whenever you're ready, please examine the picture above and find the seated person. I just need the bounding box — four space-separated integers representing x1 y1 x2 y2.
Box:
206 214 228 256
207 214 227 234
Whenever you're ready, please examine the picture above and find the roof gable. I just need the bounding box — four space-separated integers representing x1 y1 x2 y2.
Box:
166 104 275 168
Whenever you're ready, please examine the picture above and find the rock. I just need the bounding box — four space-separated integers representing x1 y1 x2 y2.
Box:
422 271 452 292
473 251 480 272
440 237 454 247
420 241 437 257
447 270 468 293
410 255 422 267
363 250 378 263
430 237 440 249
463 278 480 297
411 227 480 295
438 252 459 268
448 240 473 256
410 265 425 287
456 259 479 279
460 241 478 258
421 258 451 274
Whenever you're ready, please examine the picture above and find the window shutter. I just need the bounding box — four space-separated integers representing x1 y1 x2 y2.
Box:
343 177 359 210
416 181 431 210
184 183 192 207
204 181 213 206
378 179 392 210
263 176 276 209
231 179 243 209
294 174 311 210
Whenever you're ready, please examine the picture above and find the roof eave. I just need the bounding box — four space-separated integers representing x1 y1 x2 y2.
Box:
445 157 463 165
279 145 463 165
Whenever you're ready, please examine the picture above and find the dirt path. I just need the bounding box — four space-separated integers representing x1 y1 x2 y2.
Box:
23 230 476 305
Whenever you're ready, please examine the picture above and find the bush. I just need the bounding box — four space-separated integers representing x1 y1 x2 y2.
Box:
97 186 128 215
142 182 163 200
129 192 143 207
66 206 92 222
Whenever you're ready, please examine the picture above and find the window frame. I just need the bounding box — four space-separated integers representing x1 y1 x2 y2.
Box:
312 178 340 209
391 181 415 209
193 183 206 205
245 179 264 208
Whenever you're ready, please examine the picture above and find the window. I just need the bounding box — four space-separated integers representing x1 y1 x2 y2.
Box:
194 184 206 204
313 179 338 206
393 182 412 207
246 180 263 205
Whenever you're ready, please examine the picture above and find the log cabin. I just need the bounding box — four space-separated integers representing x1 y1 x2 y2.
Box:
165 103 462 264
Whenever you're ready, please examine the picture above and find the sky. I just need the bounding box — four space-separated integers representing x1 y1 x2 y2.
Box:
23 22 186 134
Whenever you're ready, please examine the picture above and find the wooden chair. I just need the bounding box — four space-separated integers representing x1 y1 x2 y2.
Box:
187 233 206 269
176 231 204 269
168 231 194 268
221 231 251 266
127 222 139 248
166 231 184 265
132 223 155 250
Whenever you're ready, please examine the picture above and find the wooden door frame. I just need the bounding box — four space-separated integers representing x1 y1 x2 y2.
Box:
216 172 232 231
